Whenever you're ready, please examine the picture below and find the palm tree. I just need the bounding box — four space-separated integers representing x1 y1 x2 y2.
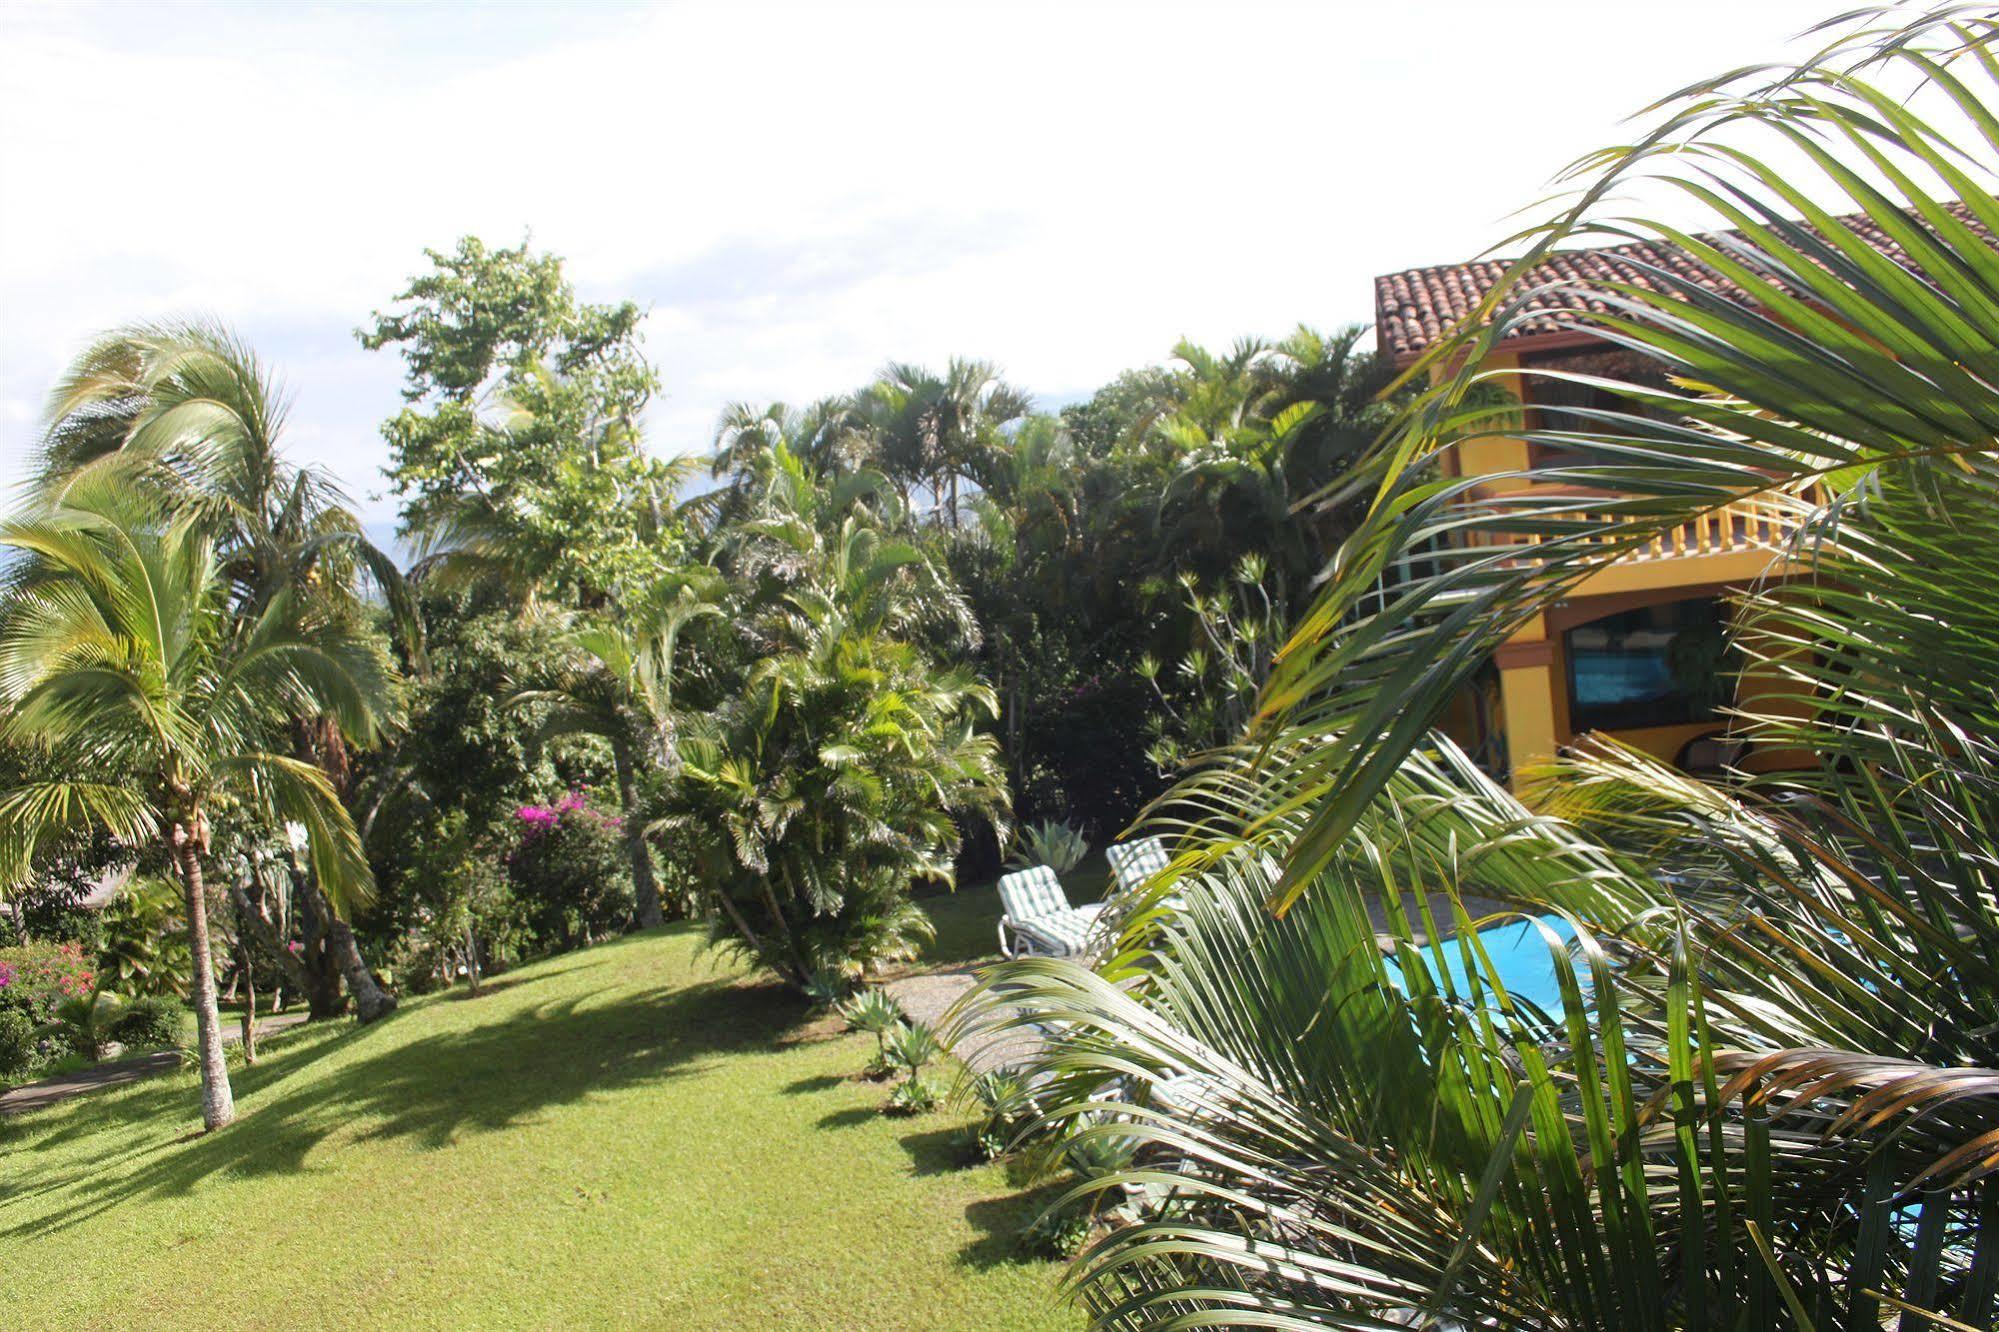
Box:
855 359 1033 527
36 321 410 1021
952 10 1999 1328
0 479 393 1130
670 617 1009 989
511 570 724 928
664 458 1008 988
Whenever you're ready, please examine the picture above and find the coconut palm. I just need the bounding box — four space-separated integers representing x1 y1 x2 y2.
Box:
34 320 411 1022
0 479 393 1130
951 9 1999 1328
36 319 415 637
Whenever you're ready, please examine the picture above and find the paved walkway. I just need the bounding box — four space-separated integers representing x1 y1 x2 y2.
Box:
0 1011 311 1117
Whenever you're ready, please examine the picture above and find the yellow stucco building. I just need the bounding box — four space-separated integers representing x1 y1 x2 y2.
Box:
1368 211 1977 782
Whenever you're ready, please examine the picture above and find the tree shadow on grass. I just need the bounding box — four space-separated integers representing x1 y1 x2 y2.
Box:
783 1073 846 1095
4 970 804 1242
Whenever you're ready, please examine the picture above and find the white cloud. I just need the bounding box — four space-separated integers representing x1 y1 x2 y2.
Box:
2 0 1839 522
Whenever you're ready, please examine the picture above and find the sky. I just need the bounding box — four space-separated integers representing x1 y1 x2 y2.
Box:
1 0 1844 531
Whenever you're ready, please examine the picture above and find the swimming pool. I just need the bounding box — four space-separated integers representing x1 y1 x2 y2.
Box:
1380 913 1585 1017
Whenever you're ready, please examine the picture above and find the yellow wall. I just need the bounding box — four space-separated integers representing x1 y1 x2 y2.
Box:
1434 349 1801 786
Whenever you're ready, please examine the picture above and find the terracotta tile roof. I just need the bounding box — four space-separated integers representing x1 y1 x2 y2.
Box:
1372 200 1993 364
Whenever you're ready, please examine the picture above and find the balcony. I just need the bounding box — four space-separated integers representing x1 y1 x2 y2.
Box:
1473 484 1810 596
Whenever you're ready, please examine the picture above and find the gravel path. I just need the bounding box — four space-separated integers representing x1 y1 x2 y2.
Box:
0 1011 312 1117
884 965 1047 1077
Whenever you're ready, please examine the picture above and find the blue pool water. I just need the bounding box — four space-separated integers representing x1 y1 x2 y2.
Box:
1380 913 1584 1017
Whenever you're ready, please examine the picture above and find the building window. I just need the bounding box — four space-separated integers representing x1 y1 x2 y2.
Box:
1564 597 1739 733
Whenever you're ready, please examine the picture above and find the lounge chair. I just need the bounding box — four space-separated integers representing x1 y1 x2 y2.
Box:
997 865 1104 959
1105 835 1171 896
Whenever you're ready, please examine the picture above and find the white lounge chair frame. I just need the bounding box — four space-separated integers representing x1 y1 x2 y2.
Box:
996 864 1103 959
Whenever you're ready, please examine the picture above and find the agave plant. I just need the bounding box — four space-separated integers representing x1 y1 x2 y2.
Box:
1008 819 1091 876
884 1018 943 1077
881 1018 946 1116
837 986 906 1078
950 9 1999 1329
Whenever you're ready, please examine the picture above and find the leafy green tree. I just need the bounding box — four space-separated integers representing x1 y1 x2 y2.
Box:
356 605 566 965
956 11 1999 1327
359 236 684 604
0 479 393 1129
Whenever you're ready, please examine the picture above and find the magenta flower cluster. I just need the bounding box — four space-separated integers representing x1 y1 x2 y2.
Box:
0 960 14 990
515 788 615 839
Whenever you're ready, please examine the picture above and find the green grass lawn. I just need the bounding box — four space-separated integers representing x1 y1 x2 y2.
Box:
0 922 1081 1330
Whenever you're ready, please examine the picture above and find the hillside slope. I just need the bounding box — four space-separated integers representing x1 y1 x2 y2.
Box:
0 926 1075 1330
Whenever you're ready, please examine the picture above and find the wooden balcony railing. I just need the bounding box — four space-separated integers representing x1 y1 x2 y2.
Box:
1469 483 1812 561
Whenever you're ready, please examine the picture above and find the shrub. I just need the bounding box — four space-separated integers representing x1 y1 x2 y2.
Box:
884 1019 941 1077
0 940 97 1027
0 1008 35 1078
884 1074 941 1116
115 993 188 1051
836 987 906 1079
1019 1208 1091 1260
38 989 129 1061
879 1019 945 1115
964 1068 1032 1160
507 789 633 950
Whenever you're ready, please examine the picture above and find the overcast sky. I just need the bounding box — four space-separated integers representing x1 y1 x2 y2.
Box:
2 0 1841 528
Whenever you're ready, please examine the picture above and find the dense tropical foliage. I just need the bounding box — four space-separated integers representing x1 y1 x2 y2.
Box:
950 8 1999 1329
6 8 1997 1330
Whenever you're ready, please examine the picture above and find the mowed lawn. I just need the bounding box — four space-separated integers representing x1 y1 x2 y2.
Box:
0 895 1084 1330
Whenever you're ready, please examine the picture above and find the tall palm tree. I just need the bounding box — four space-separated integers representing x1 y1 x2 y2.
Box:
0 479 393 1130
36 321 410 1021
952 9 1999 1328
510 570 724 928
855 359 1033 527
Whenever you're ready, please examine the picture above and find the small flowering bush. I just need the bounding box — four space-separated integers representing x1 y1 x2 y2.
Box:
0 940 97 1025
515 788 593 837
507 788 632 949
0 940 100 1078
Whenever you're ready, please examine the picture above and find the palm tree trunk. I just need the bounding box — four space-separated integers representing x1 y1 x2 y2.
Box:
614 745 663 929
327 914 396 1022
240 957 258 1065
759 873 810 988
172 820 235 1131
